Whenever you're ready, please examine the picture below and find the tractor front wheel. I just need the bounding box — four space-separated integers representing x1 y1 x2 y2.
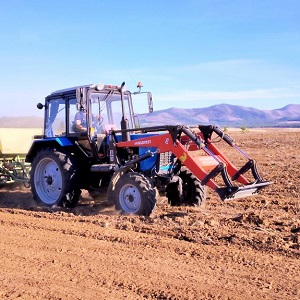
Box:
30 148 81 208
113 172 156 216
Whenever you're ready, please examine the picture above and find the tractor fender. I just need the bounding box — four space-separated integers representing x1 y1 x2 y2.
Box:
25 137 74 163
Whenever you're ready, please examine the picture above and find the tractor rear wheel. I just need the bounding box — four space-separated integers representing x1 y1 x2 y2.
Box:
113 172 156 216
30 148 81 207
179 169 206 206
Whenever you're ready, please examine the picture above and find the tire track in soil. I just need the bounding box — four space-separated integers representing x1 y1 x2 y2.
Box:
1 207 300 300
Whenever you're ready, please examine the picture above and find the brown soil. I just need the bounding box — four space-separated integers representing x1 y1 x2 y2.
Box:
0 129 299 299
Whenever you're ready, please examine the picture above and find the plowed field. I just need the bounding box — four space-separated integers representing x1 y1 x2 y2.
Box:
0 129 299 299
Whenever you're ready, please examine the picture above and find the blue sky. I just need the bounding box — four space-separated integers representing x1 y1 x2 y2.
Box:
1 0 299 117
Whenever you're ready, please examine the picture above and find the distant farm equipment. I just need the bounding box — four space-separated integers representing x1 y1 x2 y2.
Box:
0 128 41 187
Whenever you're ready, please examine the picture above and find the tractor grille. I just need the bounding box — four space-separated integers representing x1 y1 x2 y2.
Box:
159 151 173 173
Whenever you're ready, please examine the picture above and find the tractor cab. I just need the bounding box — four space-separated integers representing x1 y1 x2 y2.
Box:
34 82 154 160
40 82 152 139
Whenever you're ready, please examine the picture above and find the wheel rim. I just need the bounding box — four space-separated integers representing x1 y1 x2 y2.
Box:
119 184 141 214
34 157 63 205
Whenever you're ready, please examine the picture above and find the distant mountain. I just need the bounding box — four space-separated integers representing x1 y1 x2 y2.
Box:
138 104 300 128
1 104 300 128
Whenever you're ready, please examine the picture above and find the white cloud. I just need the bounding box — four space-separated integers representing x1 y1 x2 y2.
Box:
155 88 300 102
166 59 259 72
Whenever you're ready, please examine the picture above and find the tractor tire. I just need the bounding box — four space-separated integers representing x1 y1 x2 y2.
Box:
30 148 81 208
112 172 156 216
179 169 206 206
166 177 183 206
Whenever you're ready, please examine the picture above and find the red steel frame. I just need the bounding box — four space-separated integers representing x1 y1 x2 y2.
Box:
116 131 250 193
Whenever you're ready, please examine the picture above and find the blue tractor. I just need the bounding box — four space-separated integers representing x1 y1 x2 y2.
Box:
26 82 271 216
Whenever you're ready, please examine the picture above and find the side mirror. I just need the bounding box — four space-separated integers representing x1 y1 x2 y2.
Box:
37 103 44 109
147 92 153 113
